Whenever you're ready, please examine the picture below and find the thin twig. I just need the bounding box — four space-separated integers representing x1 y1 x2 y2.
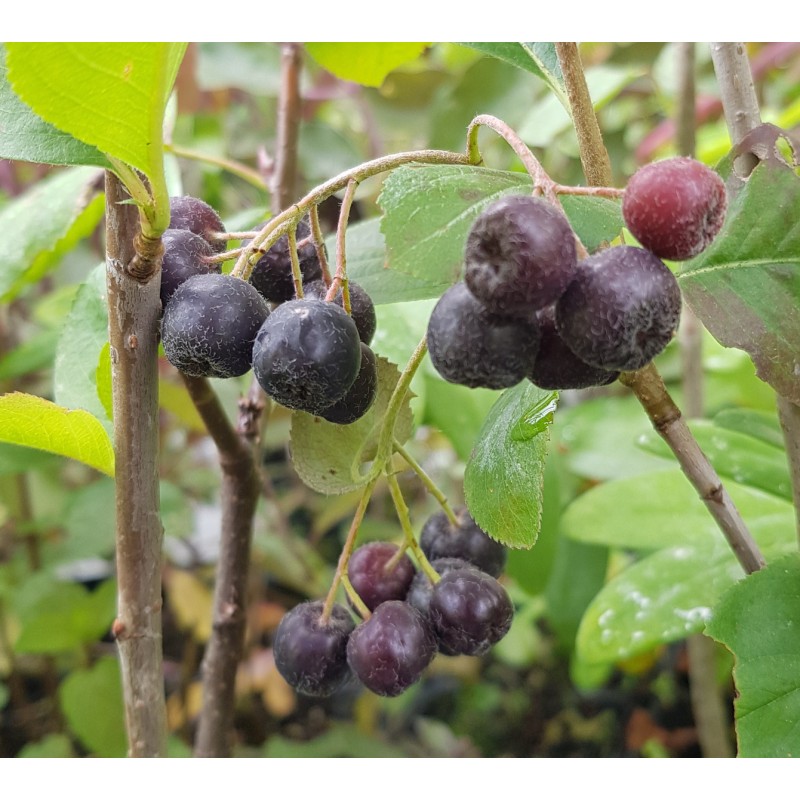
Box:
165 144 267 191
105 172 167 758
393 440 458 527
326 178 358 312
308 204 333 285
273 43 303 210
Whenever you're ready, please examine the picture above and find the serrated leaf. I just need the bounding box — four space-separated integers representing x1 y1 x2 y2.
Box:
53 264 111 435
562 468 794 551
60 656 126 757
0 167 104 301
637 420 792 501
707 553 800 757
679 159 800 403
379 165 622 290
464 382 556 549
0 392 114 477
6 43 186 181
290 357 414 494
305 43 428 88
0 44 108 167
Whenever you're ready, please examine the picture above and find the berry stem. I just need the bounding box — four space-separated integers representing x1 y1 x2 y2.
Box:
321 478 378 624
341 574 372 620
164 143 268 191
620 365 765 574
393 440 459 527
230 149 471 281
308 204 333 286
326 177 358 314
385 471 441 584
553 184 623 199
287 225 305 299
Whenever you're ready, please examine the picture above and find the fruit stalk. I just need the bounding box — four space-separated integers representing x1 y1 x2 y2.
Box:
183 374 260 758
105 172 167 757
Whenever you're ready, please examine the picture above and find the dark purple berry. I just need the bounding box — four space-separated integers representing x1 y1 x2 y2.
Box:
347 542 416 613
406 557 476 619
162 273 270 378
555 246 681 372
346 601 436 697
160 229 218 306
528 305 619 390
420 508 506 578
303 279 377 345
251 298 361 415
319 344 378 425
248 219 322 303
273 601 354 697
169 196 226 254
429 569 514 656
464 195 577 317
623 157 727 261
427 282 540 390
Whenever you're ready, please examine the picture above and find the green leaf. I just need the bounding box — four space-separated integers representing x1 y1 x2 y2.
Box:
561 468 794 551
0 443 59 476
7 43 186 180
96 342 113 422
713 408 784 450
0 328 59 381
305 43 428 88
17 733 74 758
0 167 104 301
55 479 116 564
679 160 800 403
264 725 407 757
53 264 111 435
464 383 556 549
0 45 108 167
379 165 621 290
707 553 800 757
290 357 414 494
14 578 116 654
0 392 115 477
325 219 442 305
637 420 792 501
60 656 127 757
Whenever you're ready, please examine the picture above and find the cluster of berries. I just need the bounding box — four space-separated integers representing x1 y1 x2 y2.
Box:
273 508 513 698
159 197 378 425
427 157 727 391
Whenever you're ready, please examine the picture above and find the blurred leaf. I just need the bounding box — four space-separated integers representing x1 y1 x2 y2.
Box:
680 159 800 403
165 570 213 642
298 121 363 185
0 392 114 477
0 167 104 301
60 656 126 757
638 420 791 501
707 553 800 757
379 165 622 290
0 328 59 381
713 408 784 449
0 45 108 167
55 478 116 563
264 725 407 757
464 383 556 549
7 43 186 180
17 733 74 758
53 264 111 435
96 342 113 422
290 357 414 494
196 42 281 94
562 468 794 551
158 378 207 433
0 681 7 708
0 443 59 476
305 43 429 88
15 578 116 654
327 220 441 305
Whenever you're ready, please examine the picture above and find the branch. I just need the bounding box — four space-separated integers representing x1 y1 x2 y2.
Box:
273 43 303 211
105 171 167 757
185 375 260 758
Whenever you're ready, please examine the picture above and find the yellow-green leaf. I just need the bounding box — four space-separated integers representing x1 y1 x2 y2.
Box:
0 392 114 476
305 43 429 88
6 43 186 181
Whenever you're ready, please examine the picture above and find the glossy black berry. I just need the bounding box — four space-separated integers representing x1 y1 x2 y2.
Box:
273 601 354 697
168 196 226 254
347 542 416 613
427 282 540 390
464 195 577 317
555 246 682 372
303 279 376 345
162 273 270 378
160 229 218 306
420 508 506 578
248 219 322 303
406 557 476 619
623 157 727 261
251 298 361 415
346 601 436 697
528 305 619 390
429 569 514 656
319 344 378 425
